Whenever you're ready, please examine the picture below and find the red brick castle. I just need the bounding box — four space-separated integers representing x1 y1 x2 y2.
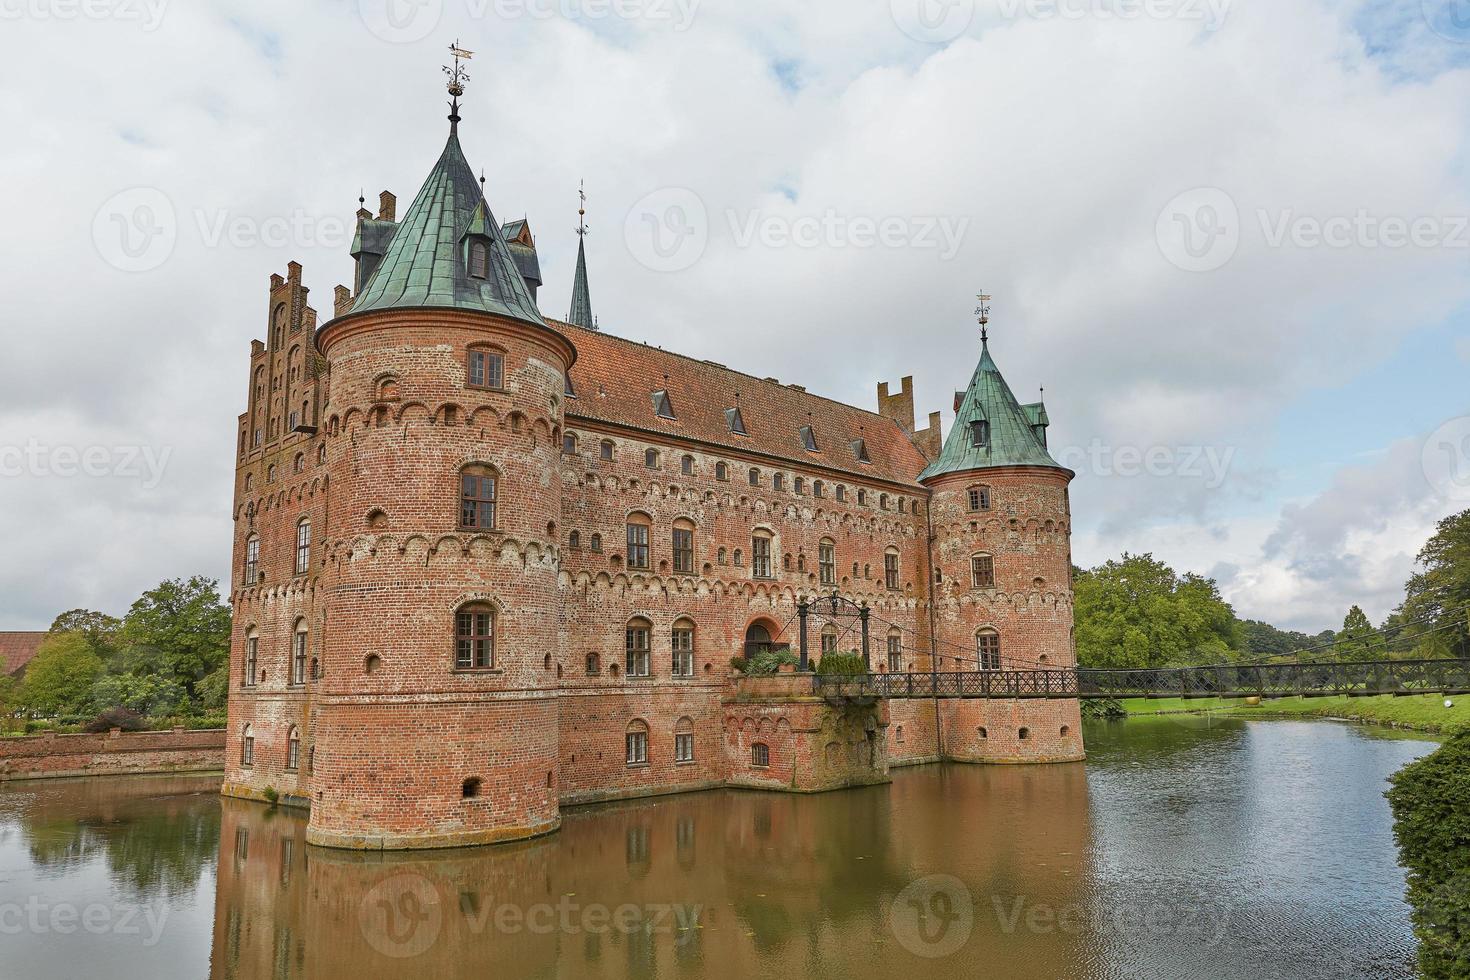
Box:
224 79 1083 849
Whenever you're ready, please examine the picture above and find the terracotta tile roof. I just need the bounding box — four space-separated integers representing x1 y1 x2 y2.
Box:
0 632 46 678
553 320 929 487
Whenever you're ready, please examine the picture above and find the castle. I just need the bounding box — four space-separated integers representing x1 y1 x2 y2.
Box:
223 82 1082 850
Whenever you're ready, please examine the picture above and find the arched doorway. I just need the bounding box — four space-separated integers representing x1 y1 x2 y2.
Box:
744 622 774 658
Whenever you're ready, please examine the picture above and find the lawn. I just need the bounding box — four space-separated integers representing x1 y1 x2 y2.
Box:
1118 693 1470 733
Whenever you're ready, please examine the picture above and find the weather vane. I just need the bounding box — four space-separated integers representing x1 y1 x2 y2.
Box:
576 179 588 238
443 41 474 135
975 293 992 344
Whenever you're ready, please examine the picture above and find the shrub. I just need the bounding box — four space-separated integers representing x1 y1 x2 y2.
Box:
263 785 279 806
745 648 800 676
1081 697 1127 720
729 656 749 674
83 706 148 734
1387 730 1470 978
816 653 866 676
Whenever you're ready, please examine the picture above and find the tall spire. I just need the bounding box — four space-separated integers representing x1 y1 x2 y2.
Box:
444 41 473 136
567 179 596 330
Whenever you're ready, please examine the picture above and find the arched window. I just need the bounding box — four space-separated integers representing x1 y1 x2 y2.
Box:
880 493 889 511
585 652 601 676
295 518 311 576
819 539 836 586
672 518 695 574
681 455 694 476
1018 727 1030 741
794 476 805 495
748 467 761 487
857 488 867 506
672 618 695 677
285 620 305 686
455 603 495 670
625 618 652 677
967 485 992 512
293 452 304 474
733 548 743 567
884 547 900 590
599 439 615 461
835 484 846 503
773 472 785 492
813 480 825 498
460 464 497 529
244 535 260 585
971 553 995 589
317 444 327 465
569 530 581 550
644 448 659 470
977 629 1001 671
241 725 254 767
626 513 651 570
468 240 490 279
744 623 773 658
752 743 770 768
751 530 773 579
589 533 603 553
715 461 729 482
286 726 301 771
243 627 259 687
820 624 838 657
562 431 578 455
674 717 694 762
970 419 991 448
365 654 381 674
886 629 903 673
266 464 277 483
626 720 649 765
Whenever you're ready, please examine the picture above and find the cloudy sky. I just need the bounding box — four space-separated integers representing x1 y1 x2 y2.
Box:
1 0 1468 633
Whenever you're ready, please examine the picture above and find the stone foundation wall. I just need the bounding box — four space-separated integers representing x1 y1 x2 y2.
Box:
0 728 226 781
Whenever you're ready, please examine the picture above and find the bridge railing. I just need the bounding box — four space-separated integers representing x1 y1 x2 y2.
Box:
809 659 1470 700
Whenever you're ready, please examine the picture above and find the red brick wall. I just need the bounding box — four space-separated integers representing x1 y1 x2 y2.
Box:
0 729 225 781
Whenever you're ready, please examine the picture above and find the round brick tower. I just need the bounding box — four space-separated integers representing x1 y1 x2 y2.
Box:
303 122 571 848
921 332 1085 764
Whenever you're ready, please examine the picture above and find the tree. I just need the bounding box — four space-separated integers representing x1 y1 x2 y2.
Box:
1073 553 1240 670
47 609 121 660
21 633 104 716
117 577 231 706
1335 605 1377 662
89 673 186 718
1402 508 1470 656
0 675 19 733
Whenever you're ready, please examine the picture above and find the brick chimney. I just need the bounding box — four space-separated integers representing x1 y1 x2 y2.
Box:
378 191 396 223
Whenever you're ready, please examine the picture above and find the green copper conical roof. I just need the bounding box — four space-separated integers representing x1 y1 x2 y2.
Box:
350 135 545 326
567 234 594 329
918 339 1066 481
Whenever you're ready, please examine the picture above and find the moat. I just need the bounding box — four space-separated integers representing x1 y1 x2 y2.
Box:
0 719 1433 979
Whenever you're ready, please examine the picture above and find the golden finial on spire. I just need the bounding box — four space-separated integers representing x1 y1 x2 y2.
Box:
443 41 474 135
975 293 992 344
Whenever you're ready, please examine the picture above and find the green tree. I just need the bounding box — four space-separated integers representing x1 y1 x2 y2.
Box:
0 675 19 733
47 609 122 660
1402 508 1470 656
89 673 187 718
1073 553 1240 669
1335 605 1377 662
117 577 231 706
21 633 105 716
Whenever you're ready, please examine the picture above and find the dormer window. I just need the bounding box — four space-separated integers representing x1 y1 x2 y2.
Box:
970 419 991 449
726 407 747 435
564 373 577 398
1033 424 1047 448
800 426 818 453
652 390 676 420
467 239 491 279
851 439 871 464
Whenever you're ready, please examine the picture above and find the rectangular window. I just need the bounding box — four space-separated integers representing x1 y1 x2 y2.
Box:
244 637 258 687
295 521 311 576
244 537 259 584
752 743 770 768
675 732 694 763
884 553 899 590
456 611 495 669
672 528 694 574
288 410 299 430
626 731 648 765
972 555 995 589
626 625 651 677
819 542 836 586
241 736 254 768
968 486 991 511
292 632 307 685
887 635 902 673
286 738 300 772
468 350 504 389
978 632 1001 671
460 474 497 529
672 628 694 677
627 523 650 570
752 535 772 579
821 631 837 656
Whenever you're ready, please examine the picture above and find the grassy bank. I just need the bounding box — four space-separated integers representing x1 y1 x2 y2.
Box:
1119 694 1470 734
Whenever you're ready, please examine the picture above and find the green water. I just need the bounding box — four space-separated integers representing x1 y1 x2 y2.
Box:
0 718 1436 978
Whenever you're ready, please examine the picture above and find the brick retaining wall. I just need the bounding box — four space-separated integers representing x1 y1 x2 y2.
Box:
0 728 226 781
